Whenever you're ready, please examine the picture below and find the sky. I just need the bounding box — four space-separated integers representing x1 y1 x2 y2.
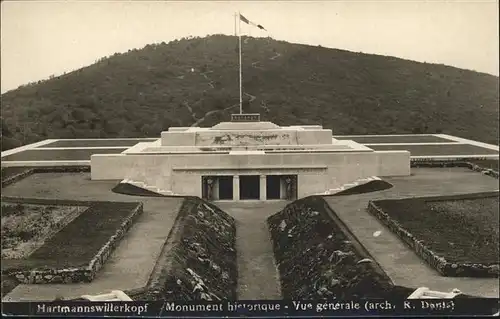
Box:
1 0 499 93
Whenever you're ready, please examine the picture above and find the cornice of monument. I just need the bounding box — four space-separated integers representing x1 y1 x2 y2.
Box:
210 121 281 130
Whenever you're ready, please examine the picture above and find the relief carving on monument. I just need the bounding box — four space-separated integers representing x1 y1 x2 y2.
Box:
206 177 214 200
202 176 215 200
285 177 293 200
284 175 298 200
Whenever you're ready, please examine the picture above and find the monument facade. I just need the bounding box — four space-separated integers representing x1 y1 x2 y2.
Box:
91 114 410 200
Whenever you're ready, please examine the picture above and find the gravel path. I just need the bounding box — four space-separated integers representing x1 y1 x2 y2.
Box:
215 201 287 300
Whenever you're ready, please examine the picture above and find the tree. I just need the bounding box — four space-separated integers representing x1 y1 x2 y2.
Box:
2 136 21 151
1 118 13 137
0 34 497 147
412 126 423 134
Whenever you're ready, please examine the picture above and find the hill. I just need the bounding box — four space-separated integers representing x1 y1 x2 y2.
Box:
1 34 498 151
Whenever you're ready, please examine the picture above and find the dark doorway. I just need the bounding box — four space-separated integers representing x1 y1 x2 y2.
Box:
218 176 233 200
240 175 260 200
266 175 281 199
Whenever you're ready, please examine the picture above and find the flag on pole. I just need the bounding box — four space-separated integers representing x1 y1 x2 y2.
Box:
239 14 250 24
236 12 268 115
239 14 266 31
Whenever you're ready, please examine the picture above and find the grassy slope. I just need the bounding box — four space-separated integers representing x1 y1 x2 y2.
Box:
1 34 498 150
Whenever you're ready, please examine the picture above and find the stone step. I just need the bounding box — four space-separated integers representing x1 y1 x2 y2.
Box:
125 180 176 196
343 183 358 188
128 180 146 188
320 176 382 195
157 189 172 195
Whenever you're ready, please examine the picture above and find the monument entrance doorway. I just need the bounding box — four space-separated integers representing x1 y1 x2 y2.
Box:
218 176 233 200
266 175 281 199
239 175 260 200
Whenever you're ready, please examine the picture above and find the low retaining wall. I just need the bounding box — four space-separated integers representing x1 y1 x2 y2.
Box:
1 168 35 188
367 201 499 278
467 164 499 179
3 200 143 284
136 197 237 301
85 203 143 282
267 196 400 299
410 159 499 179
1 166 90 188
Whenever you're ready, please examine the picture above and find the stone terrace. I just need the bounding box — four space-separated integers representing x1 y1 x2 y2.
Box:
1 134 498 167
324 167 499 298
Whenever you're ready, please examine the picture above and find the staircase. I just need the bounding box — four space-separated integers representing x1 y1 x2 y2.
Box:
319 176 382 196
121 179 176 196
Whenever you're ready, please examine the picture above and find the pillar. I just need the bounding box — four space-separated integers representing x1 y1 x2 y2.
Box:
260 175 266 200
233 175 240 201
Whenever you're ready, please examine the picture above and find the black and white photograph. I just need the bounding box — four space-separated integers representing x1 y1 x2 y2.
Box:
1 0 499 317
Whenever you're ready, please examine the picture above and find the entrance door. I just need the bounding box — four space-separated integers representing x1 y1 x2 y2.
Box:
266 175 281 199
218 176 233 200
239 175 260 200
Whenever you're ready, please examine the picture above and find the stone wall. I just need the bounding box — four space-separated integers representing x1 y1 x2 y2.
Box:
2 166 90 188
91 151 410 197
410 159 499 179
1 168 35 188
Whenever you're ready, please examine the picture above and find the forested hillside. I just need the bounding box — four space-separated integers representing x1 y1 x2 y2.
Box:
1 34 498 150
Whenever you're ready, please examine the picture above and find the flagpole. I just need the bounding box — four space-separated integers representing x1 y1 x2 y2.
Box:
234 13 237 36
238 11 243 114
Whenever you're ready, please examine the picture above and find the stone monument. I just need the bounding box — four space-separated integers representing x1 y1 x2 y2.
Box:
91 113 410 201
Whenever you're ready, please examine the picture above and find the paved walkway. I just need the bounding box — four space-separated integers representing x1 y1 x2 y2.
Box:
324 167 499 298
2 173 183 301
215 200 287 300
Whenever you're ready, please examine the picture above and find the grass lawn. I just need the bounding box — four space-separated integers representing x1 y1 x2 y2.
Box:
369 143 499 156
1 203 87 259
2 148 127 161
373 192 499 265
38 139 157 148
1 198 142 272
334 135 455 144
